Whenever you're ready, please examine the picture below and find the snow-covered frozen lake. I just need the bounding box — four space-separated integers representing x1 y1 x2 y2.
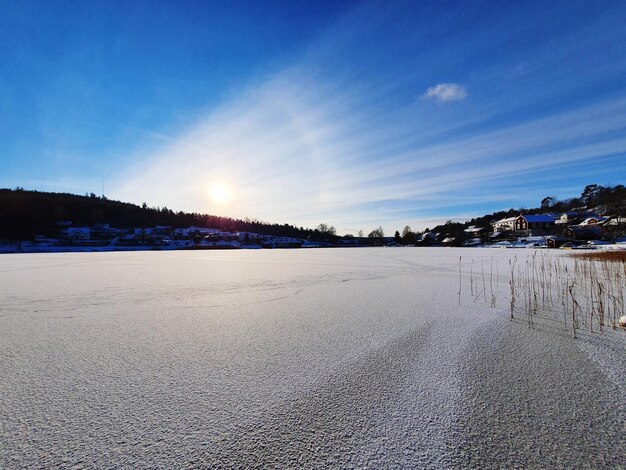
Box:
1 248 625 468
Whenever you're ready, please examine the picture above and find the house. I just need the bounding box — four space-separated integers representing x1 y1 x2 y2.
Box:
557 212 578 224
546 236 570 249
579 217 607 226
556 212 597 225
464 226 487 244
203 231 239 241
91 224 128 240
262 237 302 248
62 227 91 240
601 216 626 238
524 215 556 230
464 226 485 236
417 231 438 245
493 214 556 233
441 237 456 246
562 225 604 241
492 216 519 232
173 226 221 238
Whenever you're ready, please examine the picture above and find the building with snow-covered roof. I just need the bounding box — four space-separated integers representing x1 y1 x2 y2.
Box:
464 225 485 235
441 237 456 246
563 225 605 241
493 214 555 233
579 217 607 226
556 212 598 225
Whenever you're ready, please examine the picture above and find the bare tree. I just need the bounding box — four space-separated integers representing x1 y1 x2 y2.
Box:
317 223 336 236
368 226 385 238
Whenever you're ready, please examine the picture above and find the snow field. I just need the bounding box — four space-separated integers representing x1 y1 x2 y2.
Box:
0 248 624 468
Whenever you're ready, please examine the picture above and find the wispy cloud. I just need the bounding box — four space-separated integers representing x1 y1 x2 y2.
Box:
112 66 626 233
424 83 467 103
109 3 626 234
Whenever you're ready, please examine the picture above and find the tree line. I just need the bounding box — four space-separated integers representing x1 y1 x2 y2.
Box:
1 184 624 246
0 188 340 244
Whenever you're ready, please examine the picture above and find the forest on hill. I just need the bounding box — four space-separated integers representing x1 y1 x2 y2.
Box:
1 184 625 245
0 188 329 243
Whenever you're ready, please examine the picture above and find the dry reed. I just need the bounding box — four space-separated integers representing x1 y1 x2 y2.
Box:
458 250 626 336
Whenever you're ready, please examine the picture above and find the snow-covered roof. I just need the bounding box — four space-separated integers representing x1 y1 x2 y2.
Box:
494 216 517 224
579 217 607 225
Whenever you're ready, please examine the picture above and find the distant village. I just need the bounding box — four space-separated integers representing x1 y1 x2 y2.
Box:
16 222 324 251
434 212 626 249
1 185 625 253
1 210 625 254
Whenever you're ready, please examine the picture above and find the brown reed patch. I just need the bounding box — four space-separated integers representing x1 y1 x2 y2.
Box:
572 251 626 262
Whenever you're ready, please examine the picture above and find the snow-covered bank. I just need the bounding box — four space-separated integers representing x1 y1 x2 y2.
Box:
0 248 624 468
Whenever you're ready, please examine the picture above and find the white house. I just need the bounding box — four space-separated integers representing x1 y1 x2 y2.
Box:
493 216 522 232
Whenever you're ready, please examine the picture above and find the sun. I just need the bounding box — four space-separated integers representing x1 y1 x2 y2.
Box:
209 182 233 205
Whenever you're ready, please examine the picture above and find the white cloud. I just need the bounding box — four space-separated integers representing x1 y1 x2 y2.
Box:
424 83 467 102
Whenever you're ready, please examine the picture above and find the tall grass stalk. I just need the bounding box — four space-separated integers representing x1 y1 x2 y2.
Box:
460 251 625 338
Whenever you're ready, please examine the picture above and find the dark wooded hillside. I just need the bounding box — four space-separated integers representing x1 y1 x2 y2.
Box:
0 188 326 242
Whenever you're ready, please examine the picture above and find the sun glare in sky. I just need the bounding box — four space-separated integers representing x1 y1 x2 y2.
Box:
2 2 626 233
209 182 233 206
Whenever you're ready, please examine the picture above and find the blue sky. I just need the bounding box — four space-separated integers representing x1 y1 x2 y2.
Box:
2 0 626 234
